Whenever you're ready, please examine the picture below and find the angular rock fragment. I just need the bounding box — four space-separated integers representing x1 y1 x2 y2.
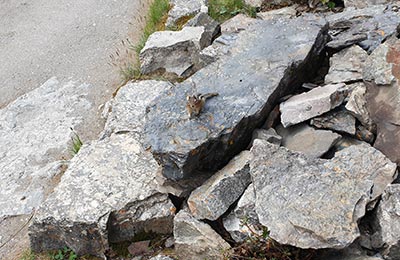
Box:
188 151 251 220
250 139 397 249
311 109 356 135
166 0 207 28
249 128 282 147
223 184 262 243
276 124 341 158
174 210 231 260
257 5 298 20
345 83 372 127
363 37 398 86
0 77 94 219
371 184 400 260
140 27 209 77
144 17 329 180
326 5 400 53
325 45 367 84
280 83 348 127
185 13 221 47
29 134 175 257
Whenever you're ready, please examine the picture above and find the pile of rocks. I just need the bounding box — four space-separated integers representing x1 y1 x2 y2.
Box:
2 0 399 259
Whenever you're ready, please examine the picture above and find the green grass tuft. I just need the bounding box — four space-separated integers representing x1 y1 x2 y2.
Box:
208 0 257 23
70 128 83 156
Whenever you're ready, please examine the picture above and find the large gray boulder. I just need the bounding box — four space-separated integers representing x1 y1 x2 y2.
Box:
371 184 400 260
326 5 400 53
276 124 341 158
365 37 400 164
29 81 176 257
280 83 348 127
174 210 231 260
166 0 207 28
188 151 251 220
250 139 397 249
140 27 209 77
0 77 94 219
325 45 368 84
144 16 329 181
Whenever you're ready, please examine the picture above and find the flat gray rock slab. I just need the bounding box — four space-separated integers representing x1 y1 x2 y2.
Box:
250 139 397 249
326 5 400 53
174 210 230 260
280 83 348 127
311 109 356 135
0 77 93 218
276 124 341 158
325 45 368 84
372 184 400 260
188 151 251 220
144 16 329 180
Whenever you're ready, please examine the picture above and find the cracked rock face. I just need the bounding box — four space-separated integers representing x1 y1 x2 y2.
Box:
372 184 400 260
188 151 251 221
0 77 93 219
311 109 356 135
174 210 231 260
250 139 397 249
144 16 329 181
326 5 400 53
166 0 207 28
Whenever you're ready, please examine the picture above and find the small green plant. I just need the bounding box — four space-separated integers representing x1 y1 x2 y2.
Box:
208 0 257 23
320 0 336 8
50 247 77 260
70 128 83 155
20 250 35 260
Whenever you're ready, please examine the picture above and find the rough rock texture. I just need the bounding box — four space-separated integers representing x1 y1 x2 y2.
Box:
326 5 400 53
311 109 356 135
188 151 251 220
144 16 329 180
276 124 341 158
244 0 263 8
223 183 262 243
344 0 393 8
29 81 176 257
185 12 221 47
325 45 368 84
257 5 298 20
364 38 400 164
174 210 231 260
0 77 93 219
140 27 208 77
280 83 348 127
166 0 207 27
363 37 397 86
249 128 282 147
149 255 175 260
345 83 372 127
372 184 400 260
250 139 397 249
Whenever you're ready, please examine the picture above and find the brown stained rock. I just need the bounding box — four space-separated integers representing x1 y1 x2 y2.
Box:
311 109 356 135
128 240 151 256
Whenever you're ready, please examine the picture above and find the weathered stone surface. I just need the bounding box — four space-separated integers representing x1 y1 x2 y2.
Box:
144 17 329 180
223 183 262 243
244 0 263 8
0 77 93 219
29 81 176 257
363 37 398 86
311 109 356 135
29 134 175 257
371 184 400 260
149 255 175 260
188 151 251 220
166 0 207 27
345 83 372 127
276 124 341 158
250 139 397 249
185 12 221 47
140 27 208 77
257 5 298 20
102 80 173 137
280 83 348 127
325 45 368 84
174 210 231 260
326 5 400 53
344 0 393 8
333 136 364 151
249 128 282 147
